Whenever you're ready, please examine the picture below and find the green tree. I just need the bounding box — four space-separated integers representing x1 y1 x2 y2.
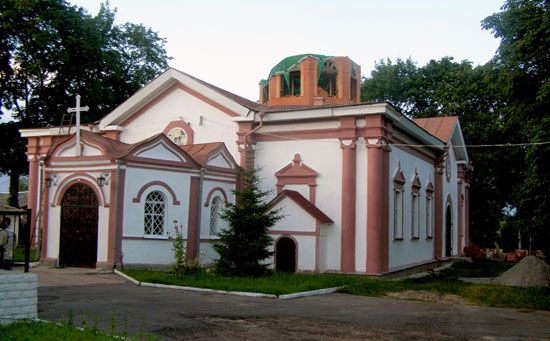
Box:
214 170 282 277
483 0 550 256
0 0 170 205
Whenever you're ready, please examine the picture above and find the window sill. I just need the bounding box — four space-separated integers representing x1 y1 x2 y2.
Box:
143 235 169 240
411 237 420 240
393 237 404 241
426 236 433 239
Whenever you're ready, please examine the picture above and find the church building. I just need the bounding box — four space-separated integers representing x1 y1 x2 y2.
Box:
20 54 470 274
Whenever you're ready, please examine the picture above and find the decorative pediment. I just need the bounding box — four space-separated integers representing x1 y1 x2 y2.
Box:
275 154 318 185
393 162 406 186
126 134 200 169
411 168 421 192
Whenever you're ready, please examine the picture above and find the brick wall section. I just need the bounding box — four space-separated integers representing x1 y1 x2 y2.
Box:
264 56 361 106
0 271 38 323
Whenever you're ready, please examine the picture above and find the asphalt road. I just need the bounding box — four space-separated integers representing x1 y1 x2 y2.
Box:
34 267 550 340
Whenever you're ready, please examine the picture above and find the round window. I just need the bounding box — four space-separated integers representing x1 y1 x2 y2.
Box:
167 127 188 145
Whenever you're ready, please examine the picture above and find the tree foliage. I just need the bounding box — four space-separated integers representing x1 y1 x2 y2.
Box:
214 170 282 277
361 0 549 256
0 0 170 205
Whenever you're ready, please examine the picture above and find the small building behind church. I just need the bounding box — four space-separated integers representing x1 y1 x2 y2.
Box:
20 54 470 274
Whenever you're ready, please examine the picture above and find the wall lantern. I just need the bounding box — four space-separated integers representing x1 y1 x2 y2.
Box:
97 172 111 187
45 172 59 188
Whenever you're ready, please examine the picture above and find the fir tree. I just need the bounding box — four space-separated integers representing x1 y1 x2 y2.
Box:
214 169 281 277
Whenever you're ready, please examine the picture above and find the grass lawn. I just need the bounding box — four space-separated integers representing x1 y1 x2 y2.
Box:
0 320 133 340
122 259 550 311
13 246 38 262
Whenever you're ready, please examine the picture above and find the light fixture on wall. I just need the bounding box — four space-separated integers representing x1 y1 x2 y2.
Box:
45 172 59 188
96 171 111 187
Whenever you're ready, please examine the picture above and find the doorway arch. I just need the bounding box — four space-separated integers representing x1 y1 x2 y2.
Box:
59 183 99 267
275 236 296 272
445 203 453 257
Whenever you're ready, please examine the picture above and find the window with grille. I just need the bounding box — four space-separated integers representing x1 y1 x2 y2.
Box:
209 196 223 236
144 191 166 236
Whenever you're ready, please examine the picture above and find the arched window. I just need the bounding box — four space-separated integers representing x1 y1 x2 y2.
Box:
318 60 338 97
209 196 223 236
144 191 166 236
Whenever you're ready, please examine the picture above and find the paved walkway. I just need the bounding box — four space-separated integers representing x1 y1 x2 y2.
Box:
32 266 550 340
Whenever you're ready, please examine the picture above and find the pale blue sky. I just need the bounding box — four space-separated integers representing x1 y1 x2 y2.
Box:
72 0 504 101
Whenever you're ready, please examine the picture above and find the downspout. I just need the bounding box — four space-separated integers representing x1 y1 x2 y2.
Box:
113 159 122 269
196 167 205 260
243 111 264 170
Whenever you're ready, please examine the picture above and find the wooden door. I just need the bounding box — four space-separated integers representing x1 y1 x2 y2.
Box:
59 183 98 268
275 237 296 272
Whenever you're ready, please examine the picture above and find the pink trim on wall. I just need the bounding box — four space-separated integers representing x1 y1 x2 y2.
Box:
132 181 181 205
315 221 320 272
175 83 240 117
53 174 107 207
434 157 444 258
269 230 316 236
275 154 318 203
204 187 229 206
125 163 199 174
365 115 391 275
340 138 357 272
41 183 50 259
27 158 39 245
108 168 125 266
464 184 470 247
203 177 237 184
186 176 201 260
457 183 463 256
162 120 195 145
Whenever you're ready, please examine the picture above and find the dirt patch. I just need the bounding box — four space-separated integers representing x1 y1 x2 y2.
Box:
155 315 458 340
386 290 470 305
493 256 550 287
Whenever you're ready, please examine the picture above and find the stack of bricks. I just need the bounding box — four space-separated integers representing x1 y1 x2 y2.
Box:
0 270 37 323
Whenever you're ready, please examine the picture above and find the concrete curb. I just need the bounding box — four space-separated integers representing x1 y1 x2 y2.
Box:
114 271 343 299
140 282 277 298
113 269 140 285
278 286 344 299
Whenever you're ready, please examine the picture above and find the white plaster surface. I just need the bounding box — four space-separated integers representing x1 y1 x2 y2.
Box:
119 87 240 161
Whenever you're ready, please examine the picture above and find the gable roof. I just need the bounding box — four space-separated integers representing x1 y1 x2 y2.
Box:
98 68 262 129
413 116 458 142
269 190 333 224
180 142 239 171
413 116 469 162
47 130 133 159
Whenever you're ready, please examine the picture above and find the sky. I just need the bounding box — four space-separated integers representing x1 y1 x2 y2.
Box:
70 0 504 102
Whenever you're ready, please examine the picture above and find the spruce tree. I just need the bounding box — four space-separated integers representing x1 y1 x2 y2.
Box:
214 169 281 277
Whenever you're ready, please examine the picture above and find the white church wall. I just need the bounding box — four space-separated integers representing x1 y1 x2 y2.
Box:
268 234 316 272
355 137 368 273
255 138 342 271
388 146 436 270
282 184 309 200
199 179 235 239
46 206 60 260
122 239 173 264
96 207 110 263
270 197 317 233
119 87 239 161
122 167 191 239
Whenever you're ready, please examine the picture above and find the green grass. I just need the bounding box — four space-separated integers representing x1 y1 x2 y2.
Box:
122 259 550 310
0 320 129 340
123 268 353 296
13 246 38 262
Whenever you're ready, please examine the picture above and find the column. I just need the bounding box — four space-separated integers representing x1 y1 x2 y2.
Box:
340 139 356 272
186 176 201 260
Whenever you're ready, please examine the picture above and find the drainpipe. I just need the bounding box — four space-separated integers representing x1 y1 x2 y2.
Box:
195 167 205 260
113 159 122 269
243 111 264 170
